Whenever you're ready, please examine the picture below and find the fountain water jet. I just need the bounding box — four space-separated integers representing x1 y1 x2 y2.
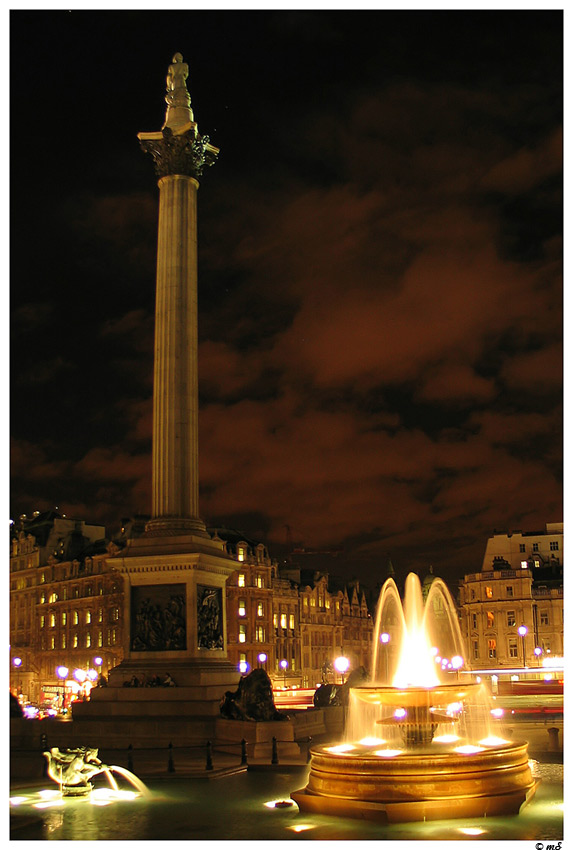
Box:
43 747 151 799
292 573 538 823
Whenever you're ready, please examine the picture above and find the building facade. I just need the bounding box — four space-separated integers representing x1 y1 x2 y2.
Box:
459 523 563 668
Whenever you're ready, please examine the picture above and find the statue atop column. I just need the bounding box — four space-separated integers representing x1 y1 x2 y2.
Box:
139 52 219 179
163 52 195 131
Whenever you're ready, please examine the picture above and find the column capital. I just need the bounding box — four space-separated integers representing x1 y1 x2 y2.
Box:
139 126 219 179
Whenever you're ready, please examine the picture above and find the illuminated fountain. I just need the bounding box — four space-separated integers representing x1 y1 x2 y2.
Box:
292 573 538 823
43 747 150 800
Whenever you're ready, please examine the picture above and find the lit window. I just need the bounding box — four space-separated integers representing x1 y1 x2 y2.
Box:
303 598 308 609
86 633 91 647
273 613 278 628
40 615 45 628
310 597 316 607
257 602 264 617
86 611 92 624
49 613 56 627
485 586 493 598
256 625 265 642
237 547 245 562
40 572 46 584
256 575 264 588
534 559 540 568
507 611 516 627
111 608 119 622
238 574 245 588
73 610 79 625
61 634 66 649
111 629 117 645
98 631 103 647
289 614 295 630
61 612 67 626
73 634 78 648
325 598 330 608
521 561 528 569
487 611 494 628
488 639 497 658
49 592 58 603
50 636 55 650
98 608 103 623
239 625 246 643
238 600 246 617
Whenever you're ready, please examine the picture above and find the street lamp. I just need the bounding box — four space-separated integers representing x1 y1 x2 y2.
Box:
380 633 391 682
518 625 528 668
280 659 288 687
258 652 267 666
452 655 464 680
534 647 542 666
334 656 350 684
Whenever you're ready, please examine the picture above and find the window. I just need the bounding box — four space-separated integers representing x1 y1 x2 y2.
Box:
86 611 92 624
488 639 497 659
542 640 551 652
61 634 66 649
86 633 91 647
49 613 56 627
509 639 518 658
472 613 477 630
310 597 316 607
273 613 278 629
49 592 58 603
111 628 117 645
280 613 287 629
50 635 55 650
303 597 308 609
256 575 264 588
73 634 78 648
533 543 539 552
473 640 479 660
111 607 119 622
237 546 245 562
506 586 514 598
289 614 295 630
534 559 541 568
485 586 493 598
61 612 67 626
540 611 549 626
98 631 103 647
238 574 245 588
238 599 246 617
507 611 516 627
521 561 528 569
239 625 246 643
73 610 79 625
257 602 264 617
40 572 46 584
40 593 46 604
325 598 330 609
519 544 526 553
98 608 103 623
487 611 494 628
550 541 559 551
255 625 265 642
470 588 476 600
40 615 45 628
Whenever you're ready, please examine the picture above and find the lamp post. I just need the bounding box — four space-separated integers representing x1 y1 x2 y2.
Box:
518 625 528 668
280 659 288 687
334 656 350 684
380 633 390 683
452 655 464 680
534 647 542 667
258 652 267 667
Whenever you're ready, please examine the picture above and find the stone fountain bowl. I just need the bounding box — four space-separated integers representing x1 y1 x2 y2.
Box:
350 682 483 707
291 737 539 823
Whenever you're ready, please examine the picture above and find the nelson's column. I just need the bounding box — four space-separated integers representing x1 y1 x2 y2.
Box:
73 55 238 744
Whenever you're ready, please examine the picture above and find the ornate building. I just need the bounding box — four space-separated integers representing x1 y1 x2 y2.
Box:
459 523 563 668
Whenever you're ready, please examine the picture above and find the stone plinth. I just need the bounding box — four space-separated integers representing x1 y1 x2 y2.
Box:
215 717 300 760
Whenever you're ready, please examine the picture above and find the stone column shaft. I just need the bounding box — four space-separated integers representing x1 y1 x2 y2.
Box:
150 174 204 532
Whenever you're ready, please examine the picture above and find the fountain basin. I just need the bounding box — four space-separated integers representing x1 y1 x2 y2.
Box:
291 740 538 823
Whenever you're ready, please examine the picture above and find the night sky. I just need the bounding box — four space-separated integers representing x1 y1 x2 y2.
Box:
10 10 563 589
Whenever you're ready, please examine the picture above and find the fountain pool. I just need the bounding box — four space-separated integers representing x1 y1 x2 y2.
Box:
292 573 539 823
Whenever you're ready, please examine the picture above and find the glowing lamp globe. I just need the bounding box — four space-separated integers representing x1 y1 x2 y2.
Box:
334 656 350 675
56 666 69 679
